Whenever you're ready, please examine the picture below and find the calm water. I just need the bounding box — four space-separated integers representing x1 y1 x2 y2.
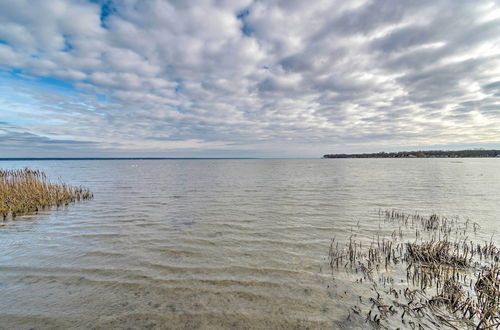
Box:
0 159 499 329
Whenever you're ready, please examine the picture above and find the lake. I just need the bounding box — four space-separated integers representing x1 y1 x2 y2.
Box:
0 159 499 329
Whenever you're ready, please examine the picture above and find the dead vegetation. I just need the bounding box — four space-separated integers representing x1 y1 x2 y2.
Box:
406 240 470 268
0 168 92 219
329 210 499 329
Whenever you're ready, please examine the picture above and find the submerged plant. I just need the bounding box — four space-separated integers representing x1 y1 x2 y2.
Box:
0 168 92 219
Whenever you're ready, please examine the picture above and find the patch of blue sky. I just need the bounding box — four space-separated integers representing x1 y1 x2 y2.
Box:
96 94 107 102
2 67 116 107
237 8 250 19
1 69 78 97
241 24 253 37
37 76 77 94
0 117 37 125
93 93 116 105
0 40 8 45
62 34 74 52
0 73 84 127
236 8 253 37
88 0 116 28
8 68 22 75
0 75 36 104
0 94 39 126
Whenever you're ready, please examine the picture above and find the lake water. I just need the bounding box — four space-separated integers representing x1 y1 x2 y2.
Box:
0 159 499 329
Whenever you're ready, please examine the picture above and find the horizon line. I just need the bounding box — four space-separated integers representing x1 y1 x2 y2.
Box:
0 157 270 161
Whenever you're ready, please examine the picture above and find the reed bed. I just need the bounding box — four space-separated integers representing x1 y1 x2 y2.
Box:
329 210 499 329
0 168 92 219
407 240 470 268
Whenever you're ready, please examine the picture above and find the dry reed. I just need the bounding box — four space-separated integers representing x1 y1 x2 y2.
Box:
329 210 500 329
0 168 92 219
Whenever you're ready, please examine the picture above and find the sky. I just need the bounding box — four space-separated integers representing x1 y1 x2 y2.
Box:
1 0 500 158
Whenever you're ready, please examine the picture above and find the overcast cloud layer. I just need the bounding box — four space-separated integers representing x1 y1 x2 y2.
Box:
1 0 500 157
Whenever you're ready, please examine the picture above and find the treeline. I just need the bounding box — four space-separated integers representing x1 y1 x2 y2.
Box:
323 149 500 158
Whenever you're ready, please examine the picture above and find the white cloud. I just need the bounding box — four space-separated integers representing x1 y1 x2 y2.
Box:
0 0 499 157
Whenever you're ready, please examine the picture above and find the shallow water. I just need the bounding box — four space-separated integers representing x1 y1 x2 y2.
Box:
0 159 499 329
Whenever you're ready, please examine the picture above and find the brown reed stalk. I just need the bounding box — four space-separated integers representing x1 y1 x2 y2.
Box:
0 168 92 219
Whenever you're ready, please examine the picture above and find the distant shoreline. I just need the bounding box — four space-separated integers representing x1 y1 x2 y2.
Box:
323 149 500 158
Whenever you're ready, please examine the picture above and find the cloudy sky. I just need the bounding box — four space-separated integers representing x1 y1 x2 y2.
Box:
1 0 499 157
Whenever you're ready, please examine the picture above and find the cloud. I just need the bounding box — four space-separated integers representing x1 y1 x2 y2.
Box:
0 0 499 157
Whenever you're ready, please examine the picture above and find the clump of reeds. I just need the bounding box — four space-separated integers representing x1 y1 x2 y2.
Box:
0 168 92 219
382 208 479 236
474 265 500 328
406 240 469 268
329 210 500 329
430 277 465 310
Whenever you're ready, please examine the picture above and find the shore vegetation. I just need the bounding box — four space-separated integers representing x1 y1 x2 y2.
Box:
323 149 500 158
329 210 499 329
0 168 92 219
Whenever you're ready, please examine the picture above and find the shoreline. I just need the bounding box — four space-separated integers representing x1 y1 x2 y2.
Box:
323 149 500 159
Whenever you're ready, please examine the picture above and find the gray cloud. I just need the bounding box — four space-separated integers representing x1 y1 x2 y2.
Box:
0 0 499 157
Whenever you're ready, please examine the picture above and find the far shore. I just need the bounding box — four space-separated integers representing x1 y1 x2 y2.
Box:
323 149 500 159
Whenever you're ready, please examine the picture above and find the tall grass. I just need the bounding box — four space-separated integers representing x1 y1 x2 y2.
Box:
0 168 92 219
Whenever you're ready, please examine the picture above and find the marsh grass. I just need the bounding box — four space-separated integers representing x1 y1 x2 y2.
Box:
0 168 92 219
407 240 470 268
329 210 500 329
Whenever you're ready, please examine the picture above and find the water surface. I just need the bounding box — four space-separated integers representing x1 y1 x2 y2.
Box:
0 159 499 329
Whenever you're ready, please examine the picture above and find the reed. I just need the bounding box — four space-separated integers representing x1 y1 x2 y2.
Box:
406 240 469 268
0 168 92 219
330 210 500 329
474 265 500 328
